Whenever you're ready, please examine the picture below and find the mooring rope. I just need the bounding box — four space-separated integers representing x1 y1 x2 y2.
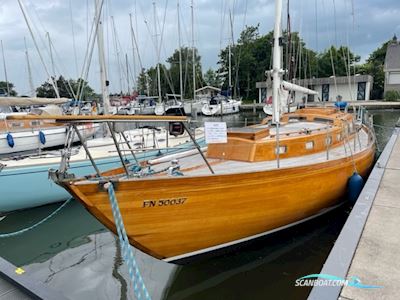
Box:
105 182 151 300
0 198 73 238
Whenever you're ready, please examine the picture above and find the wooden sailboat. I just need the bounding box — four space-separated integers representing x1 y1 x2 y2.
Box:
7 106 375 262
9 0 375 262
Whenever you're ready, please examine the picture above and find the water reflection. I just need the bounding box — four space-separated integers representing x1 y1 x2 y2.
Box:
0 201 106 266
164 207 350 300
0 109 399 300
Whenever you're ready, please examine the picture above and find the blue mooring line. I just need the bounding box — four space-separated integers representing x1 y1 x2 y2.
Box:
0 198 73 238
106 182 151 300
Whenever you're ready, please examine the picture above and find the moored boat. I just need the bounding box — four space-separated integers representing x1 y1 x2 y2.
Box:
17 0 376 263
9 107 376 262
201 95 241 116
0 125 204 213
0 100 98 155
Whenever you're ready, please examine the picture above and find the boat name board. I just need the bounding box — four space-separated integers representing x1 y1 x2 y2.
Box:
142 197 187 208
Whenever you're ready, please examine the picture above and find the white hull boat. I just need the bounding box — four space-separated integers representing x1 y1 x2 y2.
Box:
183 100 203 115
0 124 98 155
202 98 241 116
0 127 204 213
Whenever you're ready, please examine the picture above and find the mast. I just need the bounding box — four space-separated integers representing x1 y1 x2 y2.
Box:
24 37 36 97
95 0 110 114
153 1 162 102
46 32 58 92
0 40 10 96
228 10 233 99
286 0 292 81
111 16 123 94
228 44 232 99
272 0 283 124
129 14 137 91
46 32 56 79
191 0 196 101
177 0 183 100
125 53 130 94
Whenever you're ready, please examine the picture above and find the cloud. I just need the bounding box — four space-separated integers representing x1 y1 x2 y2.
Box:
0 0 398 95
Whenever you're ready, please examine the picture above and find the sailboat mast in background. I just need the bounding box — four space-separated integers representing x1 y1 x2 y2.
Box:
24 37 36 97
0 40 10 96
153 1 162 103
94 0 110 114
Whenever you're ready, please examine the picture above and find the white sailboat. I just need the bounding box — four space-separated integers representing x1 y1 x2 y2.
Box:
201 95 241 116
0 98 98 155
202 9 242 116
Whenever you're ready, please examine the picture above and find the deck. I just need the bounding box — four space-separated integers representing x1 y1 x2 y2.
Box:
112 124 370 180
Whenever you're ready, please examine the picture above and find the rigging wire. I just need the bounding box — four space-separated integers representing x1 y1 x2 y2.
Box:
0 40 10 96
17 0 60 98
110 16 124 93
21 0 96 100
76 0 105 103
320 0 338 99
232 0 249 98
69 0 79 78
130 13 145 91
314 0 319 78
332 0 338 47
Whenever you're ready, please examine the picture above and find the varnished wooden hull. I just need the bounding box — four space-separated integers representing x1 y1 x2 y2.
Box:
65 143 375 261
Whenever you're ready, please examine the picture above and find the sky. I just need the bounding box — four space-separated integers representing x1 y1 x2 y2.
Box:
0 0 399 95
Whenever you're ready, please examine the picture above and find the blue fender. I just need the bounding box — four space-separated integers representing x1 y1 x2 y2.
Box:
6 133 14 148
348 172 364 203
39 131 46 145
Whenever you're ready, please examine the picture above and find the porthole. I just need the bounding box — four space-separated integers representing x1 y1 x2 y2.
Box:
275 146 287 154
305 141 314 150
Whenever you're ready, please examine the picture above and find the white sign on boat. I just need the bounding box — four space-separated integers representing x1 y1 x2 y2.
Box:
204 122 227 144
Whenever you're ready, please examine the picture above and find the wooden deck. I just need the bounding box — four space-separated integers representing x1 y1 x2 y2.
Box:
135 127 370 179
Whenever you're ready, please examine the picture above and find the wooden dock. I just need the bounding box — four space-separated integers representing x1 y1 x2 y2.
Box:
0 256 68 300
308 126 400 299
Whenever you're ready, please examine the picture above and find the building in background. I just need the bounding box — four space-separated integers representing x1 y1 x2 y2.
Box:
256 75 373 104
195 86 221 98
384 35 400 95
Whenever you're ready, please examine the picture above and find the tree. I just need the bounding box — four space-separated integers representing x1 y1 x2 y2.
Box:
315 46 360 78
203 68 221 87
359 39 391 99
36 76 96 100
0 81 17 96
166 47 204 99
218 25 271 100
137 68 149 95
136 47 205 99
146 64 169 97
217 26 319 100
